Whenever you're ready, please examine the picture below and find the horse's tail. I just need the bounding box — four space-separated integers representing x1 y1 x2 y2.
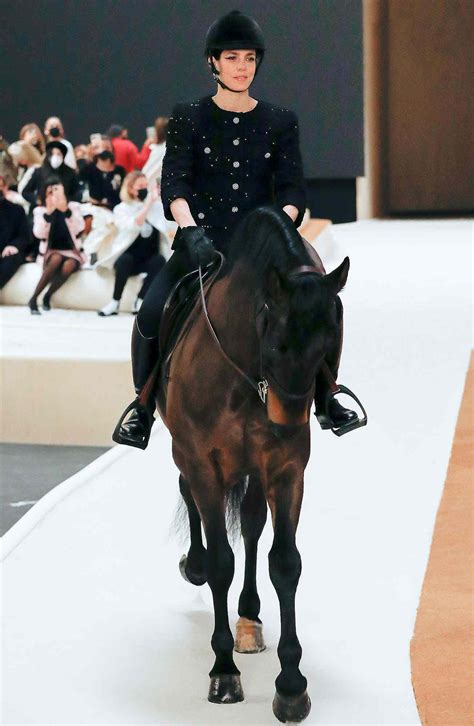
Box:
225 476 249 545
173 476 249 546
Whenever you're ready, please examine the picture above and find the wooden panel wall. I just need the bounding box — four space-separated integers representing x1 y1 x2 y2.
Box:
387 0 474 212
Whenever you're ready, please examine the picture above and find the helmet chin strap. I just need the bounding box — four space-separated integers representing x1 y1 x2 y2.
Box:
215 76 246 93
210 59 248 93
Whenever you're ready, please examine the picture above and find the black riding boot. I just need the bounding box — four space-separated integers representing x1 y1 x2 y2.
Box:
314 297 359 432
112 321 159 449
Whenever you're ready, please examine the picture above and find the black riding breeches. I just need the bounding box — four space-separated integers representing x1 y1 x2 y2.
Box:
136 248 194 340
113 252 166 302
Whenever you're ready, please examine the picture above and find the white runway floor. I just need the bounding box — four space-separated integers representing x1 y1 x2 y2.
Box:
2 219 472 725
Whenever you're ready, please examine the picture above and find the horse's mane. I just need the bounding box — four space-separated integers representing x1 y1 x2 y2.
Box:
226 207 337 346
227 205 313 277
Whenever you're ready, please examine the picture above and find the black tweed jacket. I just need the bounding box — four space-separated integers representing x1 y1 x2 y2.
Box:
161 95 307 248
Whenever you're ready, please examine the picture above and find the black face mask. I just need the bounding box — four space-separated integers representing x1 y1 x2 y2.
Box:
49 127 61 138
137 189 148 201
0 189 5 200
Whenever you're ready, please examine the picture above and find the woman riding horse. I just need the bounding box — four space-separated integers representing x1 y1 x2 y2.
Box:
113 9 359 449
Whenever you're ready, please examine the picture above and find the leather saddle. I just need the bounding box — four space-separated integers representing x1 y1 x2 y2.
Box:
157 260 222 401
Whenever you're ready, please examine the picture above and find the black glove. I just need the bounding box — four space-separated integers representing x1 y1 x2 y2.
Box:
179 226 217 268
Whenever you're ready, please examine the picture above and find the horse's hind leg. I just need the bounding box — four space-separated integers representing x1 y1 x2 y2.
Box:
235 475 267 653
178 475 207 586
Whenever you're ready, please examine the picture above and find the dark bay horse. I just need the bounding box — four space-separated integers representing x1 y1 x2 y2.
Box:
155 206 349 723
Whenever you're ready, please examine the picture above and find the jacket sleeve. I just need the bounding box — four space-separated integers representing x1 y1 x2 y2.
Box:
69 203 86 240
32 206 50 240
273 111 307 228
68 171 82 202
22 168 40 206
10 206 30 253
161 103 195 221
136 141 152 169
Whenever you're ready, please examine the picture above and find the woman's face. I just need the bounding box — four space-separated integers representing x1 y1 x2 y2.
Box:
24 128 38 145
131 176 148 198
211 49 257 89
46 183 65 202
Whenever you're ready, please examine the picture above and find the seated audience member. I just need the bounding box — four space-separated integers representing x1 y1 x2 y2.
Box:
107 124 151 174
8 141 43 199
74 144 89 174
80 150 125 210
43 116 77 170
28 179 85 314
0 170 30 289
19 123 46 156
142 117 169 186
97 171 165 316
88 134 113 162
22 141 81 209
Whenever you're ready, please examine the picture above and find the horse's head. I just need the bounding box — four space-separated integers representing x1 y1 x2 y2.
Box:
227 205 350 433
259 256 349 430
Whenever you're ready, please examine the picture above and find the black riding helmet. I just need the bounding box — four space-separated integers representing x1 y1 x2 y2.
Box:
205 10 265 93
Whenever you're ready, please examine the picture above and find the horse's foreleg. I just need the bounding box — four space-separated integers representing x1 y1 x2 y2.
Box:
196 492 243 704
178 475 207 586
266 476 311 724
235 475 267 653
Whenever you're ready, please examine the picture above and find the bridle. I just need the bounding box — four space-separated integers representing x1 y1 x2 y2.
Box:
198 253 323 405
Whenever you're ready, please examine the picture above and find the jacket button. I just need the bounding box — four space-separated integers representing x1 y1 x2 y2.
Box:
232 206 238 212
232 183 239 189
204 147 211 154
198 212 205 219
233 117 240 124
233 161 240 168
233 139 240 145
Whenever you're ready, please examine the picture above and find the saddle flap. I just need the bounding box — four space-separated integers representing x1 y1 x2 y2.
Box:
159 261 221 361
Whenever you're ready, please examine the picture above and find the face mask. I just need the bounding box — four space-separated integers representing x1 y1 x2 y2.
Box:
0 190 4 200
49 127 61 138
49 155 62 169
137 189 148 201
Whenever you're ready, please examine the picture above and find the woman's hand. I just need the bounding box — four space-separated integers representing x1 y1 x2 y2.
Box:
147 185 159 204
134 186 158 226
45 189 56 213
282 204 299 223
2 245 19 257
52 186 68 212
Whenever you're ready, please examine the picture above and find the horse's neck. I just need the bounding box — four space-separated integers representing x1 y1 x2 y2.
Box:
209 262 260 367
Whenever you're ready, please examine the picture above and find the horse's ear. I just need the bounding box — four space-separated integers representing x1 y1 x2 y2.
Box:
324 256 350 294
267 268 288 304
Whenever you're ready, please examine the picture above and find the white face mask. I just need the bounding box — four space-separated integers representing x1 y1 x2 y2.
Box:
50 155 62 169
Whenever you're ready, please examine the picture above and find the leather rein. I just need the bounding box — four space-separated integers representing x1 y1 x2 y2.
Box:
198 253 333 405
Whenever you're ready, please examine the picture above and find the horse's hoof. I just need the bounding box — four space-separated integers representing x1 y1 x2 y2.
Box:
234 616 266 653
272 689 311 723
179 554 207 586
208 674 244 704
